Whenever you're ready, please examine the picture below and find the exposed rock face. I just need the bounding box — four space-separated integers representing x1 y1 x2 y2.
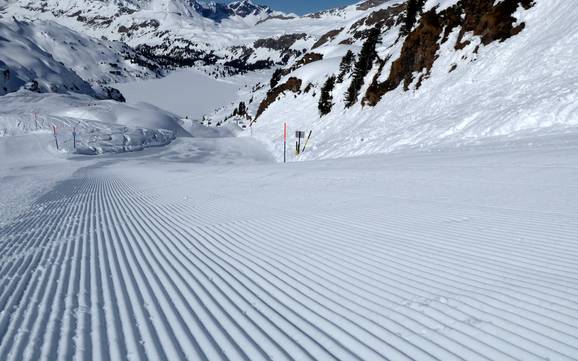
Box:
101 87 126 102
457 0 534 46
192 1 234 22
268 52 323 90
254 33 307 51
1 66 9 95
350 3 406 40
296 53 324 66
191 0 272 22
352 4 406 30
256 77 302 119
357 0 390 11
312 29 343 49
24 80 39 92
136 41 219 69
365 0 535 106
255 14 296 25
117 20 160 36
228 0 272 17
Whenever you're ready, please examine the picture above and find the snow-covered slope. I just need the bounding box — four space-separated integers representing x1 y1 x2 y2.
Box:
2 0 578 162
1 132 578 361
0 90 191 154
0 20 95 97
2 0 400 73
210 0 578 161
0 19 163 98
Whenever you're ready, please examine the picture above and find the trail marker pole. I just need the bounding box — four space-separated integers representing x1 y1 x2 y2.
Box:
32 111 39 129
283 122 287 163
249 119 256 136
73 127 77 150
52 125 59 150
295 131 305 155
302 130 313 153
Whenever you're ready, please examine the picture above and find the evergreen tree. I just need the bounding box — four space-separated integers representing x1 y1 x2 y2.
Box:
233 101 247 117
337 50 355 83
238 101 247 116
345 27 380 107
318 75 336 116
401 0 426 35
270 68 284 88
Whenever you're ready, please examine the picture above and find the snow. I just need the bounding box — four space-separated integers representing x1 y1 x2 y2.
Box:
248 0 578 161
116 68 240 119
0 20 95 96
0 90 190 156
424 0 460 12
0 19 160 98
1 132 577 360
1 0 578 359
2 0 398 67
0 134 83 226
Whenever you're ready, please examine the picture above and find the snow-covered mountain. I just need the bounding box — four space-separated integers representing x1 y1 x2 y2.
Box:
195 0 273 21
2 3 578 361
0 18 163 99
209 0 578 160
1 0 577 161
0 20 95 97
2 0 393 73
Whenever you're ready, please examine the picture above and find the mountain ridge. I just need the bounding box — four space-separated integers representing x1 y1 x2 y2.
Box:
2 0 397 75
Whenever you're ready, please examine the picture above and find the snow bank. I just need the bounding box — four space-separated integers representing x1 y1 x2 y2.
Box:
0 91 191 155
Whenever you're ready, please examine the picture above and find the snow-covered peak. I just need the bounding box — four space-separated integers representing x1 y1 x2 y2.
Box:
228 0 271 17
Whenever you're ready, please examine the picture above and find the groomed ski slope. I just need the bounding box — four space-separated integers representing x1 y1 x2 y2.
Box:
1 136 578 361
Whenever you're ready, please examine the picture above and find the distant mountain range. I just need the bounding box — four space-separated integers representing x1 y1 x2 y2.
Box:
1 0 577 161
1 0 393 75
196 0 273 21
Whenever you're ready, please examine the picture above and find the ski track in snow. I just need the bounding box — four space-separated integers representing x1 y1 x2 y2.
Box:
1 144 578 361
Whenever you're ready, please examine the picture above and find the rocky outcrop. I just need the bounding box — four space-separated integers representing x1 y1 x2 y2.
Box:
254 33 307 51
349 3 406 40
228 0 272 17
255 15 296 25
365 0 535 106
268 52 323 89
351 4 406 32
1 66 9 95
457 0 534 46
117 20 160 37
312 29 343 49
256 77 302 119
296 53 324 66
101 86 126 102
136 41 219 69
357 0 390 11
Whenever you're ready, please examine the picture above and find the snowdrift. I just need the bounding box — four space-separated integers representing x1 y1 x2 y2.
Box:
0 91 190 155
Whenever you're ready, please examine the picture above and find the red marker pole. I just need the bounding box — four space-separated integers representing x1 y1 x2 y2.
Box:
283 122 287 163
52 125 59 150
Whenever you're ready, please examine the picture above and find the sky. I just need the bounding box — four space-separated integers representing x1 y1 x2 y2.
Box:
229 0 358 15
